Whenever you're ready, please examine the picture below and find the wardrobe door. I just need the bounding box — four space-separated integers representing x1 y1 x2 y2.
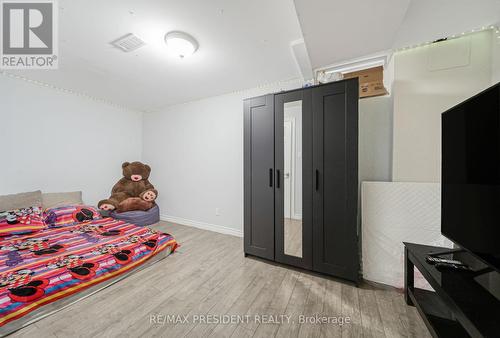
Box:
274 89 313 269
312 79 359 283
244 94 275 260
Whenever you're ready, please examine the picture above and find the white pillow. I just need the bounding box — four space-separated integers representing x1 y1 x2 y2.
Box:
0 190 42 211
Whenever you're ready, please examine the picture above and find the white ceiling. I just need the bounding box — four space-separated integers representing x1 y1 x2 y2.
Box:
294 0 500 69
8 0 500 111
10 0 304 112
392 0 500 48
293 0 411 69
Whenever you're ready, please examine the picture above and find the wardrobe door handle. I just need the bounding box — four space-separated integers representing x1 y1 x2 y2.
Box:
269 169 273 187
276 169 281 188
315 170 319 191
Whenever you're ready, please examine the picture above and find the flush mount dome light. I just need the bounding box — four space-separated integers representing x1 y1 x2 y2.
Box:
164 31 198 58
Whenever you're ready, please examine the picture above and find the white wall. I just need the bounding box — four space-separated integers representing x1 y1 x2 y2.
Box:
359 96 393 183
360 32 499 287
0 75 143 205
392 31 493 182
492 30 500 84
143 80 304 236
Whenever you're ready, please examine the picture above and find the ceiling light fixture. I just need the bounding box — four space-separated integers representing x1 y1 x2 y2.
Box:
164 31 198 58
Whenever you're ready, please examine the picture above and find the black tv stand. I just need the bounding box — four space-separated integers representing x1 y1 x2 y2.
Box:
404 242 500 337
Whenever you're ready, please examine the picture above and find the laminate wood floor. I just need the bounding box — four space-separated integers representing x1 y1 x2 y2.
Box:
10 222 431 338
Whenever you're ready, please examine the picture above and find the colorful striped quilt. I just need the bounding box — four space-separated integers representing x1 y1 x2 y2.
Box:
0 217 178 328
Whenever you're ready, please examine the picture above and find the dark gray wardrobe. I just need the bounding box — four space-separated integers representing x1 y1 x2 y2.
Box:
244 78 360 284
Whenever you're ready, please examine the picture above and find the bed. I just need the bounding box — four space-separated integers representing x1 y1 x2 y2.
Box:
0 212 178 336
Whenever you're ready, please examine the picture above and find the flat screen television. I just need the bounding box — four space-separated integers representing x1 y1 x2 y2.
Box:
442 82 500 271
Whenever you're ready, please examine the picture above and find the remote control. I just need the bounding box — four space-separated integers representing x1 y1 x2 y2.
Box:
426 256 465 266
434 262 471 271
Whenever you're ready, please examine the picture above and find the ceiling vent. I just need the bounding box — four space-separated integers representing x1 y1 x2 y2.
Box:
110 33 146 52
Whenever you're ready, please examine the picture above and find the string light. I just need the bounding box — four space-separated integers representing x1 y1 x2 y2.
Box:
395 25 499 53
0 70 139 112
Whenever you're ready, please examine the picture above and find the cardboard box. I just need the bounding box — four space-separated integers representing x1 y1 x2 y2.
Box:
359 81 387 98
343 66 387 98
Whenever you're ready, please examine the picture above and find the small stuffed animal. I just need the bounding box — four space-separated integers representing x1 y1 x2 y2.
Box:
6 213 18 225
98 161 158 212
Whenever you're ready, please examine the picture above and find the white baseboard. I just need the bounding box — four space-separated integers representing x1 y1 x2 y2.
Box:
160 214 243 237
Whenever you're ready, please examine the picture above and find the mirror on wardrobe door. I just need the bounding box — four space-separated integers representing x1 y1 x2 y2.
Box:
283 100 303 258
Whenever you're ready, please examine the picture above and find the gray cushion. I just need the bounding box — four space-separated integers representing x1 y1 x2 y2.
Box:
108 204 160 227
0 190 42 211
42 191 83 209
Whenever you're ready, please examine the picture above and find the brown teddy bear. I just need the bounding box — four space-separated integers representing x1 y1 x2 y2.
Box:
98 161 158 212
